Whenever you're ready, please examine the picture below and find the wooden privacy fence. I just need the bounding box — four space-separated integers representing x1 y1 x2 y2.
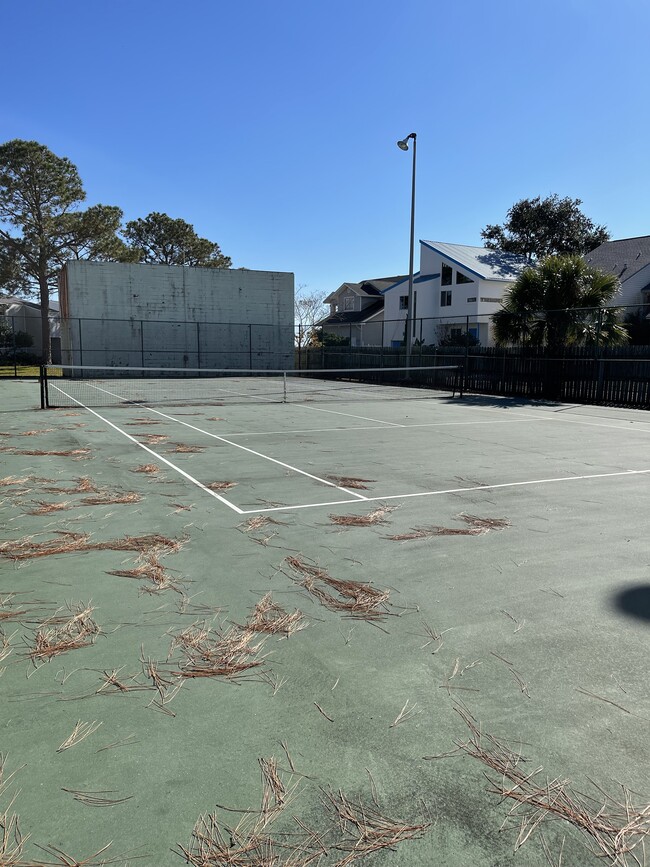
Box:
297 346 650 408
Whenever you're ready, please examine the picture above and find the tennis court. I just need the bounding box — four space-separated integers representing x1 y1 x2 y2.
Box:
1 369 649 866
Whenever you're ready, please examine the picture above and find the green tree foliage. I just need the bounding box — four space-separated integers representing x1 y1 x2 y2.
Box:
0 317 33 349
61 204 136 262
0 139 128 360
492 255 628 349
123 212 231 267
481 195 610 262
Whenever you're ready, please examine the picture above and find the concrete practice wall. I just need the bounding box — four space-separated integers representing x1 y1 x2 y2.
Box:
58 261 294 369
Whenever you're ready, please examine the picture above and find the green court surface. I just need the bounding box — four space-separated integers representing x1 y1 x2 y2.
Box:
1 378 649 866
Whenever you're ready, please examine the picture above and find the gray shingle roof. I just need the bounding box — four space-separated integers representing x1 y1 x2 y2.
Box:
584 236 650 283
318 299 384 325
325 276 406 304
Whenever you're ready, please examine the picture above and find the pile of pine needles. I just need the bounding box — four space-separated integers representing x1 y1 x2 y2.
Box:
27 501 72 516
386 513 510 541
323 788 431 866
30 601 99 663
177 754 431 867
236 593 307 639
282 556 391 623
168 621 270 683
42 477 100 494
7 448 90 458
138 433 168 445
80 492 142 506
453 702 650 865
458 513 511 531
131 464 160 474
329 505 395 528
108 549 183 595
326 475 375 490
0 531 184 561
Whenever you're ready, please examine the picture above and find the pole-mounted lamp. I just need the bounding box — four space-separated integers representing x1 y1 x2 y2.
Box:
397 133 417 369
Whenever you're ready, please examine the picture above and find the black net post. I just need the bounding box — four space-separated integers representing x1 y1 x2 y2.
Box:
39 365 47 409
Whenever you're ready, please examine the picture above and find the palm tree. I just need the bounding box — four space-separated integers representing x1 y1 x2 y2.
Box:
492 255 628 399
492 254 629 349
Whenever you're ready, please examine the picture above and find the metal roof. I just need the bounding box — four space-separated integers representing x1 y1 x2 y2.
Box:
420 241 529 282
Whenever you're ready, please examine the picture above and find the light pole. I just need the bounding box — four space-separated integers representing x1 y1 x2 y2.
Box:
397 132 417 369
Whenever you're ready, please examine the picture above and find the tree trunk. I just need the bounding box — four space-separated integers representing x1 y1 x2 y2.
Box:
39 271 51 364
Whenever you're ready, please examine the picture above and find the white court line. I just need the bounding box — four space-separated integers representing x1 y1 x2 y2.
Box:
449 401 650 433
236 467 650 514
295 403 404 426
70 382 369 501
222 416 554 438
47 386 245 514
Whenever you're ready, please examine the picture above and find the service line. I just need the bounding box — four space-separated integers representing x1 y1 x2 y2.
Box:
235 467 650 514
77 382 369 501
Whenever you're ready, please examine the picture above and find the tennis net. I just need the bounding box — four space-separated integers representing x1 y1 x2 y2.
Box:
41 364 462 408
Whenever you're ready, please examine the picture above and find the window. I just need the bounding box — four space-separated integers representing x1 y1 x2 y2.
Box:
343 296 354 311
467 297 477 303
456 272 474 284
441 263 453 285
450 328 462 340
399 295 409 310
440 290 452 307
480 297 501 303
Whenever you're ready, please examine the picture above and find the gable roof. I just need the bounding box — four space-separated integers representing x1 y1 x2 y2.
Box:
318 299 384 326
0 295 59 313
380 272 431 293
584 235 650 284
325 275 406 303
421 241 529 281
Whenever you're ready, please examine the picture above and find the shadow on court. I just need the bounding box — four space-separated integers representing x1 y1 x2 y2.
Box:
440 393 562 410
613 584 650 622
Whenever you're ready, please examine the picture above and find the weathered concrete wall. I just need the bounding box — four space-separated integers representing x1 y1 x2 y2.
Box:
59 262 294 369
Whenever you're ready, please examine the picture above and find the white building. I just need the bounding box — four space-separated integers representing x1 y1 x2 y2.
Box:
382 242 529 347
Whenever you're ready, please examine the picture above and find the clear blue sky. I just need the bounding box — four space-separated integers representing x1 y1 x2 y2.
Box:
3 0 649 296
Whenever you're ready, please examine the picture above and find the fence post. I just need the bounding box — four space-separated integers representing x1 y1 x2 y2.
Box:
595 308 605 402
11 316 17 377
462 315 470 394
78 319 83 367
248 323 253 369
380 320 384 368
